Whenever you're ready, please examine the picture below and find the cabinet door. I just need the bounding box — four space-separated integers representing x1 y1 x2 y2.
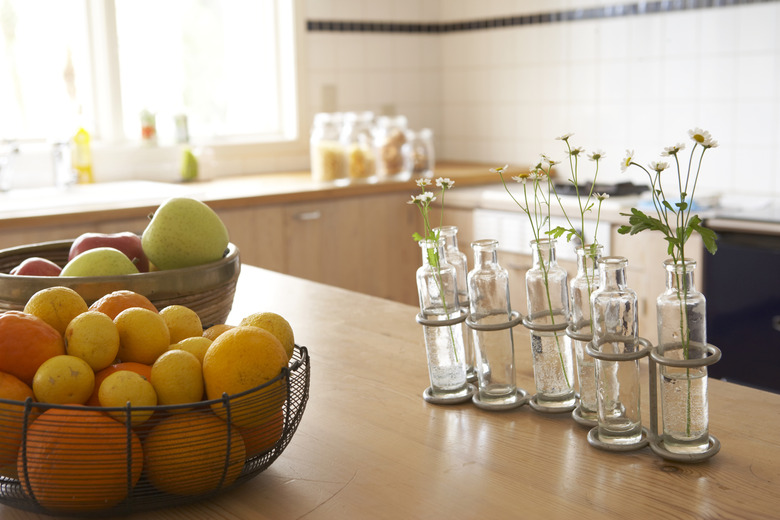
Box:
283 194 421 305
216 205 286 273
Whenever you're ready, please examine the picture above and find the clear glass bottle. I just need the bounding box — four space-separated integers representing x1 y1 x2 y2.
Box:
341 111 376 181
525 238 575 409
416 239 468 399
403 128 435 178
310 112 347 183
656 258 709 454
435 226 476 382
468 239 517 404
591 256 642 445
374 115 408 180
570 244 604 423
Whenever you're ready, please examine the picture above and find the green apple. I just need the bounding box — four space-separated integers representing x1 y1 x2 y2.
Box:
61 247 141 277
142 197 229 270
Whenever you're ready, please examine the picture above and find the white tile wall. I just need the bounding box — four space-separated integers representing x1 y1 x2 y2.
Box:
303 1 780 198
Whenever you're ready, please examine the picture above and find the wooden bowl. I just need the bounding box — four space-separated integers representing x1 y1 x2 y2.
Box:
0 239 240 327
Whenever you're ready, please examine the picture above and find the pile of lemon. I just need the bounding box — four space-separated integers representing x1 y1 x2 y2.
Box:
0 286 296 507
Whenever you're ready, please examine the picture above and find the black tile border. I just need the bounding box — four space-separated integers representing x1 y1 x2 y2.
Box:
307 0 778 33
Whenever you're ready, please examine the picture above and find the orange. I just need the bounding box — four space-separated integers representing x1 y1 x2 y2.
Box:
144 412 246 496
114 307 170 364
32 355 95 405
202 326 288 429
17 407 143 512
240 408 285 457
87 361 152 406
203 323 234 341
65 310 120 371
88 289 157 320
23 286 89 336
150 350 203 409
0 371 35 478
169 336 212 364
98 371 157 425
239 312 295 360
0 311 66 386
159 305 203 343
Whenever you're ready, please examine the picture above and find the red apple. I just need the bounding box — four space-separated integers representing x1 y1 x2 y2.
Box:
68 232 149 272
9 257 62 276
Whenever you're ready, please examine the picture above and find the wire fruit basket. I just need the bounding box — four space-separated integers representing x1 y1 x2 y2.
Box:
0 239 240 328
0 345 310 517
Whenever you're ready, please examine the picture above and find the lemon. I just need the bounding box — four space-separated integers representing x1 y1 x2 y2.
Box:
32 355 95 405
202 323 234 341
169 336 212 364
151 350 203 410
24 286 89 336
202 326 288 429
239 312 295 360
114 307 171 364
98 370 157 425
65 310 120 371
159 305 203 344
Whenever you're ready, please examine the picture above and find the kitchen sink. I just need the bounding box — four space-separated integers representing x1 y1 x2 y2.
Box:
0 180 192 216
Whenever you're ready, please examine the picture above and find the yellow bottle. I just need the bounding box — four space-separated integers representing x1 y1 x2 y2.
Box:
71 127 94 184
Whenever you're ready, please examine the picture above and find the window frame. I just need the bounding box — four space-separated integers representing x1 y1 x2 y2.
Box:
14 0 309 187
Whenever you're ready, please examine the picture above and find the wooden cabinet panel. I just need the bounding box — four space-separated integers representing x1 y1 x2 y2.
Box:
216 206 286 273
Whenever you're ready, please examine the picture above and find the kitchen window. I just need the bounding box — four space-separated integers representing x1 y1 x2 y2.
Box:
0 0 302 185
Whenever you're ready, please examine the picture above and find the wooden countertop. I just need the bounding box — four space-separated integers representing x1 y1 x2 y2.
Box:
5 265 773 519
0 162 497 231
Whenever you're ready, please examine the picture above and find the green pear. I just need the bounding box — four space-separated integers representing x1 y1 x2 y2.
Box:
61 247 141 277
142 197 229 270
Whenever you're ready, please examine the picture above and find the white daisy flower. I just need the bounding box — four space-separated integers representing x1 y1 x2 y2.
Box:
588 150 605 161
620 150 635 172
435 177 454 189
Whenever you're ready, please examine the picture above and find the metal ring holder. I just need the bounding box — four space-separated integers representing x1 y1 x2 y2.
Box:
523 312 577 414
648 342 722 462
566 324 597 427
585 337 652 451
417 308 477 405
466 310 530 410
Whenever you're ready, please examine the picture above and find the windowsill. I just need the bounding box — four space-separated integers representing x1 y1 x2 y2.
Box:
4 138 310 190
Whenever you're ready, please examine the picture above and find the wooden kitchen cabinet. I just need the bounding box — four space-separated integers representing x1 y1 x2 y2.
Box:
282 193 421 305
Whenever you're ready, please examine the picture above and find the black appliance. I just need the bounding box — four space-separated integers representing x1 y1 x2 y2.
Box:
704 230 780 393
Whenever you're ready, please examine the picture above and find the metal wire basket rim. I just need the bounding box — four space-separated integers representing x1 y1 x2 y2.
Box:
0 345 309 413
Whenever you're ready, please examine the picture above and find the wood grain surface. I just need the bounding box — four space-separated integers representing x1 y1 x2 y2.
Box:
2 265 777 519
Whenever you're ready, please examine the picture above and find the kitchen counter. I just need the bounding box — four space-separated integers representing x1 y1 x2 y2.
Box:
0 162 498 231
4 264 775 519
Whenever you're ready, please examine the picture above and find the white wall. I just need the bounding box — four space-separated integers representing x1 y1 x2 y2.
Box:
303 0 780 198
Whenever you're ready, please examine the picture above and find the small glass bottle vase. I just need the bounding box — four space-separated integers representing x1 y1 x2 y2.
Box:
589 257 648 449
436 226 476 383
467 239 525 409
524 238 576 411
416 239 470 402
569 244 603 425
656 258 710 454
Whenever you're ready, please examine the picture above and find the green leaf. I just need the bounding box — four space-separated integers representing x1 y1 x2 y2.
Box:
690 219 719 255
617 224 632 235
412 232 423 242
676 202 688 210
547 226 568 239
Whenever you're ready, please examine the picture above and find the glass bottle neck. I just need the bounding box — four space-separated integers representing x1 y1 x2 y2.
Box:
419 239 445 267
664 259 697 292
576 244 603 276
435 226 459 250
531 239 556 268
472 239 498 268
598 256 629 290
